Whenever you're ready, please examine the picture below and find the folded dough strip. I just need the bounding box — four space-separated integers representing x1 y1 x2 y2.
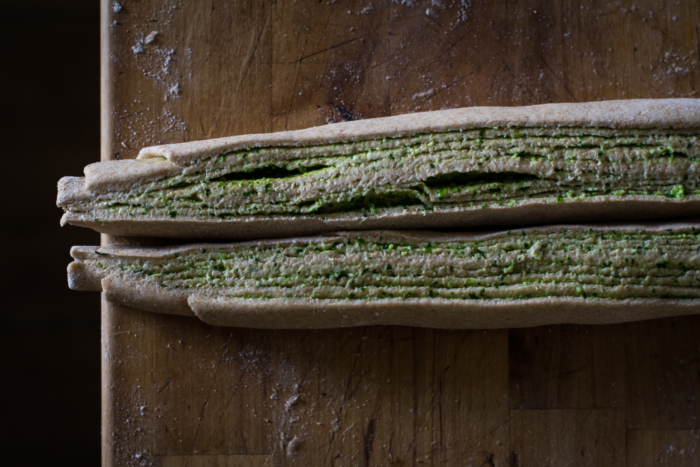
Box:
67 220 700 328
57 99 700 239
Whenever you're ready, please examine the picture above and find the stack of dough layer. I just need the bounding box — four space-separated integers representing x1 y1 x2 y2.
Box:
57 99 700 239
68 221 700 328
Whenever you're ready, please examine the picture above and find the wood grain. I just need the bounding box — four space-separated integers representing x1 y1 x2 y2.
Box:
627 430 700 467
99 0 700 465
625 317 700 430
509 324 626 409
510 409 627 466
160 455 272 467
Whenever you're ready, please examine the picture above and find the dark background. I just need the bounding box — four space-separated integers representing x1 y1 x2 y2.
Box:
2 0 101 463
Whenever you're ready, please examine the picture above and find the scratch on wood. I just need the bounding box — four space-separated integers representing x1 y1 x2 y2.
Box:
363 418 376 466
487 60 505 98
542 363 589 382
199 117 207 139
367 56 394 72
350 37 381 111
425 14 444 30
419 34 467 73
285 33 308 129
240 15 270 86
112 323 176 335
321 1 335 33
118 110 144 121
438 379 444 450
157 379 171 395
396 75 469 105
537 54 579 102
325 333 365 460
182 335 235 467
296 37 361 63
222 370 249 413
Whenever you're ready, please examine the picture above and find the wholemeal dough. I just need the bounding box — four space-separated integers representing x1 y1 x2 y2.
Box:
68 220 700 328
58 99 700 239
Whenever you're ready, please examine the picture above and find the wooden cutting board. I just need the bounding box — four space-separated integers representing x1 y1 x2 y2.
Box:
101 1 700 465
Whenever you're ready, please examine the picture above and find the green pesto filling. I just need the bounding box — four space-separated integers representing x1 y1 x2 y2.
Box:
71 129 700 220
88 228 700 301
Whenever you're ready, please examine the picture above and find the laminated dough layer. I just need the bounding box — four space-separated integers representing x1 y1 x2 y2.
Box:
58 99 700 239
68 220 700 329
